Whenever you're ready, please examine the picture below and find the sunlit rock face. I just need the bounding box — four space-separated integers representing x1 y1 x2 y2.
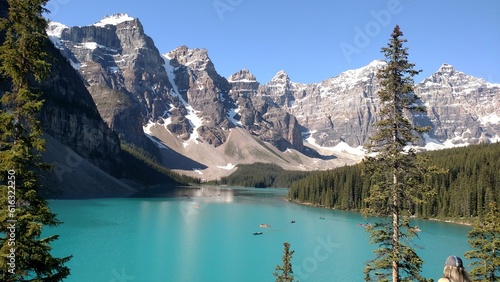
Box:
48 15 304 151
260 61 386 148
415 64 500 145
47 14 500 166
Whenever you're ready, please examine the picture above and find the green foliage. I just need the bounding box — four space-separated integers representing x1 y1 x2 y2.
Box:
363 219 432 282
465 202 500 281
214 162 311 188
287 26 500 281
362 25 430 282
288 164 364 209
120 142 200 186
274 242 296 282
422 143 500 219
288 142 500 220
0 0 71 280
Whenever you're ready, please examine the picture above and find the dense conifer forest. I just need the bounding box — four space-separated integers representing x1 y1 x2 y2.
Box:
288 142 500 219
120 142 200 186
211 163 313 188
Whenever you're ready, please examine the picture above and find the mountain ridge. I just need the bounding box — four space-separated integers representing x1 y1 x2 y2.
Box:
46 14 500 180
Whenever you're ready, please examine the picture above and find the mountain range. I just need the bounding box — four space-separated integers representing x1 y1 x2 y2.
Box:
44 14 500 182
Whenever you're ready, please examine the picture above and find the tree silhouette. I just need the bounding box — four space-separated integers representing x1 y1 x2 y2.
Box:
465 202 500 281
0 0 71 280
274 242 296 282
362 25 434 282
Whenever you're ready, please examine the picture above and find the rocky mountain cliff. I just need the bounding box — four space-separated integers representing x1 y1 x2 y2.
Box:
262 60 386 148
46 14 500 180
47 15 304 153
415 64 500 145
40 43 122 174
0 1 138 197
47 15 166 149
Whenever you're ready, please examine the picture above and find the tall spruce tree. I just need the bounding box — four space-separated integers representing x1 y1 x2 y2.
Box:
274 242 295 282
361 25 434 282
0 0 71 280
465 201 500 281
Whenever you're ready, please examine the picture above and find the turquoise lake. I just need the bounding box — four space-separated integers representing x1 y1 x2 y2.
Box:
46 186 472 281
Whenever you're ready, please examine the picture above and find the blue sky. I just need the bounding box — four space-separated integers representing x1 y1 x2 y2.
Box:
45 0 499 84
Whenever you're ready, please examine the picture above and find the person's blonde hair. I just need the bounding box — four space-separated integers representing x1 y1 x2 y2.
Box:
443 265 472 282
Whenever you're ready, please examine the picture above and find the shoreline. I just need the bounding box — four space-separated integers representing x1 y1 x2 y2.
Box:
286 198 473 226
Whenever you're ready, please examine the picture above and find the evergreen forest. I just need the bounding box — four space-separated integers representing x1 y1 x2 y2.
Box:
287 142 500 220
212 163 313 188
120 142 201 186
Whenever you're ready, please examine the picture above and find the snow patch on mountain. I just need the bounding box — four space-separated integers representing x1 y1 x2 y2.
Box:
422 134 453 151
46 22 68 37
73 42 105 51
330 142 366 156
46 22 68 51
94 14 134 27
217 163 236 170
227 108 242 127
479 113 500 125
162 53 203 146
227 78 257 83
143 121 171 150
192 169 204 175
325 59 385 92
422 133 472 151
305 130 366 156
143 121 154 135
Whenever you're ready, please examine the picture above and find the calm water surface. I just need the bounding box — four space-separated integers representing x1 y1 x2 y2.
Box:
46 186 471 281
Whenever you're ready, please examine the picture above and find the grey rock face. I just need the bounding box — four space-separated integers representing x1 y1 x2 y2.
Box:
48 16 304 151
164 46 233 146
48 14 500 162
262 61 499 148
228 69 305 151
414 64 500 145
1 0 121 183
41 38 122 175
261 61 386 148
51 16 171 147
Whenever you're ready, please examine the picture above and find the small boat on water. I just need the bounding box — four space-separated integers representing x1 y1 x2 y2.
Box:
253 232 263 235
291 220 296 223
259 224 271 228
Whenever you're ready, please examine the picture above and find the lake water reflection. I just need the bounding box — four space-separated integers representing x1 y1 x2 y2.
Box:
46 186 471 281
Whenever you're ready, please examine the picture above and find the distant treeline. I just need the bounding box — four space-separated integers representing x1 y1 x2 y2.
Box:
120 142 200 186
288 142 500 219
210 163 313 188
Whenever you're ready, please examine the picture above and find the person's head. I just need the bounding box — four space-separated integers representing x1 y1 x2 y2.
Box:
442 256 472 282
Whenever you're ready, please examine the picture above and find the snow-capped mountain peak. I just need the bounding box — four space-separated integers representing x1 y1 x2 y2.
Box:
269 70 291 85
165 46 213 71
366 59 387 69
46 21 68 37
341 59 385 77
437 63 454 74
227 69 258 83
320 59 384 92
94 13 134 27
421 63 495 90
45 14 500 180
